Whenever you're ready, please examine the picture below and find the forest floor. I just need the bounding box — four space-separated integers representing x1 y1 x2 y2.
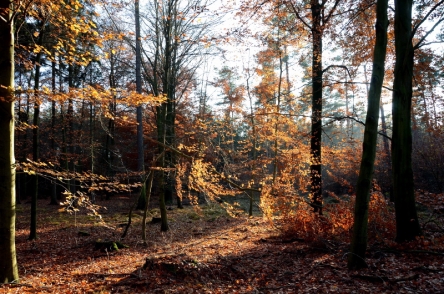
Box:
1 194 444 293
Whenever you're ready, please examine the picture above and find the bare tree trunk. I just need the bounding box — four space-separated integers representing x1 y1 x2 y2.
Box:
142 171 155 245
310 0 323 215
392 0 421 242
348 0 388 269
135 0 147 210
30 28 45 240
49 57 58 205
0 1 19 282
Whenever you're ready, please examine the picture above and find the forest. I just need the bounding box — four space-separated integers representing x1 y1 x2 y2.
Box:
1 0 444 292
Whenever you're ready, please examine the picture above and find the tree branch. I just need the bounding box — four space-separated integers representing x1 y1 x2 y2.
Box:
413 16 444 50
285 0 312 30
323 0 342 25
411 0 444 40
322 64 352 78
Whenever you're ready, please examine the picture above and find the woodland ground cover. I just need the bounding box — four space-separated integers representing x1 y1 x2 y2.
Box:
1 193 444 294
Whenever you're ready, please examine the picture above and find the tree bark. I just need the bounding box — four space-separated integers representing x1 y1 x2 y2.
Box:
348 0 388 269
392 0 422 242
310 0 323 214
0 0 19 282
135 0 147 210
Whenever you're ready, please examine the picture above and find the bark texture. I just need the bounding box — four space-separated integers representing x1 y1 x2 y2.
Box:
0 0 19 282
310 0 323 214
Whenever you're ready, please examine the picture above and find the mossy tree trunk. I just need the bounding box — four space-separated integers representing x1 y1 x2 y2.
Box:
348 0 388 270
0 0 19 282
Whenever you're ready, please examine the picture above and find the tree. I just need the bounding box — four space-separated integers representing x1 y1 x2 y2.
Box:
214 66 245 153
348 0 388 269
29 18 48 240
391 0 420 242
287 0 344 214
391 0 444 242
135 0 147 210
0 0 19 283
139 0 215 230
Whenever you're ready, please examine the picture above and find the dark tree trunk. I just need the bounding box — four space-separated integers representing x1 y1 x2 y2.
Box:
30 28 45 240
67 65 75 194
348 0 388 269
392 0 422 242
49 58 58 205
157 103 169 232
104 51 116 178
310 0 323 215
135 0 147 210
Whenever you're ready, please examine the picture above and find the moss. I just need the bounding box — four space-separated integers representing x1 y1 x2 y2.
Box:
187 212 201 220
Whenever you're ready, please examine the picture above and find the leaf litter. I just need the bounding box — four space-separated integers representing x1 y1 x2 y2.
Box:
1 196 444 293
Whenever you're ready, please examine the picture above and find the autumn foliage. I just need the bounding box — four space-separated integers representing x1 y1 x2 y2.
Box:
1 0 444 291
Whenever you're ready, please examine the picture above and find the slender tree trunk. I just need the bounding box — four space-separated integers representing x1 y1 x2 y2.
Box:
60 103 68 188
157 103 169 231
29 29 45 240
104 51 116 177
142 171 155 245
392 0 422 242
272 44 283 184
67 65 75 194
310 0 323 214
348 0 388 269
135 0 147 210
247 72 257 217
0 1 19 282
379 102 392 200
162 0 175 207
50 58 58 205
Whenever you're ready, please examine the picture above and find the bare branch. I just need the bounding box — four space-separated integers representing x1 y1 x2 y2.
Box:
411 0 444 40
322 64 352 78
413 17 444 50
323 0 342 25
285 0 312 30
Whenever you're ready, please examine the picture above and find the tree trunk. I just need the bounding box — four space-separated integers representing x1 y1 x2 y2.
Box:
392 0 422 242
310 0 323 215
67 65 75 194
157 103 169 232
135 0 147 210
50 58 58 205
162 0 175 207
348 0 388 270
142 171 155 245
29 29 45 240
0 1 19 282
379 102 392 201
